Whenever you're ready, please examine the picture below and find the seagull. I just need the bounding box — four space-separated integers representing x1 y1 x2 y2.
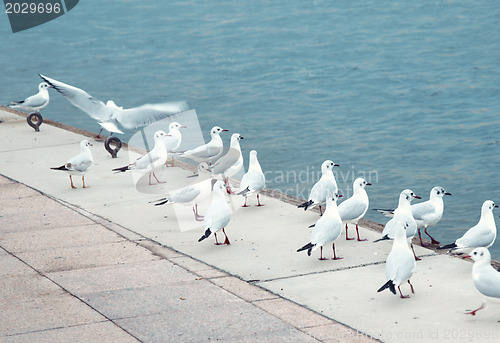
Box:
112 130 170 185
152 163 213 221
338 177 371 241
51 140 93 189
298 160 339 216
375 186 451 246
374 189 421 260
237 150 266 207
297 193 343 260
39 74 189 137
8 82 51 114
463 247 500 317
377 221 416 298
198 180 232 245
439 200 498 253
209 133 244 193
180 126 228 164
163 121 186 167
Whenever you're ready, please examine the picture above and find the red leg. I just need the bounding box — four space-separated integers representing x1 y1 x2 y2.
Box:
318 246 327 260
152 172 166 184
214 232 223 245
256 194 264 207
345 224 355 240
408 280 415 294
332 243 343 260
465 303 485 316
82 176 89 188
242 197 249 207
356 224 367 241
95 127 103 140
398 286 410 299
411 243 421 261
424 227 440 245
148 173 154 185
69 175 76 189
222 228 230 245
193 204 204 222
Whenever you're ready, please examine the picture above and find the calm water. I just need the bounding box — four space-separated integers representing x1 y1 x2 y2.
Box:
2 1 500 257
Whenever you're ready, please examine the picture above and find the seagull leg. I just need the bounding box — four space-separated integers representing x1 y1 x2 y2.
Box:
148 173 155 185
356 224 367 241
152 172 166 184
319 205 323 216
417 228 429 247
256 194 264 207
222 228 230 245
69 175 76 189
214 232 222 245
411 244 422 261
408 280 415 294
82 176 89 188
225 177 234 194
424 227 440 245
318 246 327 260
345 224 355 240
398 286 410 299
331 243 343 260
95 127 103 140
465 303 485 316
242 197 249 207
193 204 204 222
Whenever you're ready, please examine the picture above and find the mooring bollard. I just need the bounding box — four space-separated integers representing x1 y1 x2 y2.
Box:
104 136 122 158
27 113 43 132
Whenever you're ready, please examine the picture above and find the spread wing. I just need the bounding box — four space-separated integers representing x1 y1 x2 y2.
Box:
112 102 189 129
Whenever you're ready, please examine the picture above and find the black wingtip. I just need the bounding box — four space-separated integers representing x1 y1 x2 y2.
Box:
438 243 457 250
298 200 313 211
377 280 396 295
154 199 169 206
112 166 129 173
237 186 250 196
198 228 211 242
373 235 390 243
297 242 315 254
50 165 68 171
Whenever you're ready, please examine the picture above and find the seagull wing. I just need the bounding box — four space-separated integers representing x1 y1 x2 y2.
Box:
112 102 189 130
39 74 109 122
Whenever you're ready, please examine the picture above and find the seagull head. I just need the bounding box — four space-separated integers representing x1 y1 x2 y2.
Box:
321 160 339 173
354 177 371 189
463 247 491 264
153 130 170 141
211 126 228 136
39 82 53 90
80 139 93 150
431 186 452 199
169 122 186 131
482 200 498 213
401 189 420 202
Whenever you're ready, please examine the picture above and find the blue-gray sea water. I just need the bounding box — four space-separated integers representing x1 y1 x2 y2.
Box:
2 1 500 258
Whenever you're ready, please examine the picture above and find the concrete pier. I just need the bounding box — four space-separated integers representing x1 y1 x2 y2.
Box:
1 107 499 342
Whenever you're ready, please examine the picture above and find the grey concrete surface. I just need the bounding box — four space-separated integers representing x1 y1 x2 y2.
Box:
1 107 499 342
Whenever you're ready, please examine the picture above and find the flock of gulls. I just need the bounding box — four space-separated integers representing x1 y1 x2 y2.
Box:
6 75 500 318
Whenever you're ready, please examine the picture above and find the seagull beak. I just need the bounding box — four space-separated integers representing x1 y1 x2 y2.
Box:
89 143 93 146
181 125 187 129
445 192 452 196
495 205 499 208
414 195 421 199
222 129 228 132
366 182 372 186
334 163 340 167
462 255 471 259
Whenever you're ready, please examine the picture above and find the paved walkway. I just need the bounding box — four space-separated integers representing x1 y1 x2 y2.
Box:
1 107 500 342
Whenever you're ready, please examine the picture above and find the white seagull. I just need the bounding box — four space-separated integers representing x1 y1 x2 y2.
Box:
439 200 498 253
298 160 339 216
180 126 228 164
463 247 500 317
374 189 422 260
297 193 343 260
152 163 213 221
51 140 93 189
377 221 416 298
209 133 244 193
198 180 232 245
338 177 371 241
112 130 170 185
163 121 186 167
39 74 189 136
375 186 452 246
8 82 51 113
237 150 266 207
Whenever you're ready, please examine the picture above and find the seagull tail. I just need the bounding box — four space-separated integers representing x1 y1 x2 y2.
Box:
198 228 212 242
438 242 457 251
237 186 251 197
298 200 313 211
308 224 315 228
373 234 390 243
112 165 130 173
377 280 396 295
50 165 69 171
7 100 23 107
153 198 169 206
297 242 315 256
